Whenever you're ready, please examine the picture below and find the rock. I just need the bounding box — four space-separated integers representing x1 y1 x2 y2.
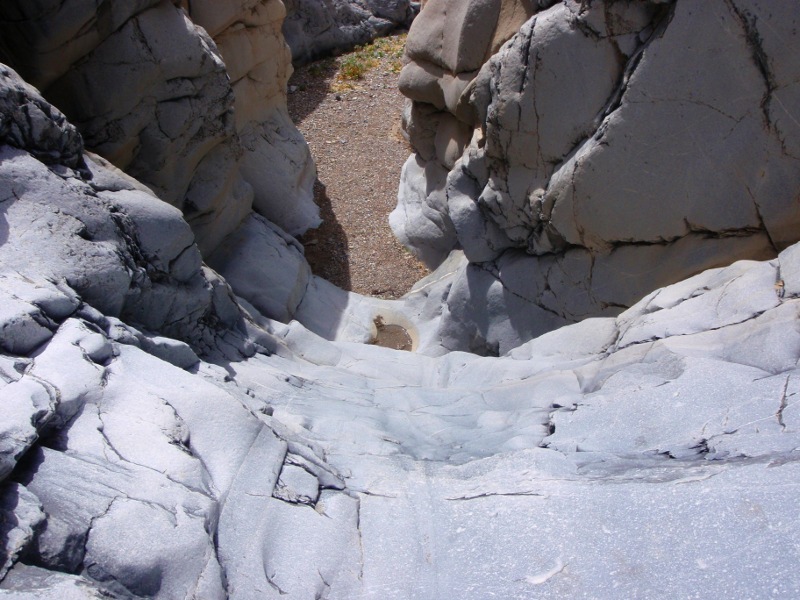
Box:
0 483 45 580
393 0 539 270
0 145 242 354
404 0 536 74
273 463 320 505
393 0 800 351
0 564 113 599
208 213 312 324
0 66 252 359
779 243 800 297
0 65 83 169
0 0 319 253
0 291 54 356
32 1 249 254
84 497 221 599
1 2 800 598
135 334 199 370
283 0 417 65
187 0 320 237
0 377 56 482
388 154 456 268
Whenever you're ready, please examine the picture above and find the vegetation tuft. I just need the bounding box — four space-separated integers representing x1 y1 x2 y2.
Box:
336 34 406 84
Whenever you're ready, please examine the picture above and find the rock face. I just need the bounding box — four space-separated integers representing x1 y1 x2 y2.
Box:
0 0 318 254
2 70 800 594
2 1 800 598
0 67 250 359
392 0 800 353
283 0 418 64
186 0 319 238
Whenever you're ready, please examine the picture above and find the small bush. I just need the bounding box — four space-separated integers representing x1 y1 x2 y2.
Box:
339 51 378 81
336 34 407 82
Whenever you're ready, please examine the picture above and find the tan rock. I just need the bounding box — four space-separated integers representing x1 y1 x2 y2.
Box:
405 0 534 74
0 0 319 253
188 0 320 236
399 0 535 130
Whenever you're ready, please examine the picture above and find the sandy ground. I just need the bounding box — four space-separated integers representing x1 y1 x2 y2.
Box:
287 35 429 299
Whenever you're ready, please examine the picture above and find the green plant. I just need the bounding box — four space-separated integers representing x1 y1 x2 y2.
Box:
335 33 407 82
338 50 378 80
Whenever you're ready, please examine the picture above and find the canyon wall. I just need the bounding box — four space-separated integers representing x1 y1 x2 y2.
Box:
393 0 800 354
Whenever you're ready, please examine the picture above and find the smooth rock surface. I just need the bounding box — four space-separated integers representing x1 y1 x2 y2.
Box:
208 213 312 324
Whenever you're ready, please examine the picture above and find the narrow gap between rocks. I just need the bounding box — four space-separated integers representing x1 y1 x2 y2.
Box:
287 33 429 300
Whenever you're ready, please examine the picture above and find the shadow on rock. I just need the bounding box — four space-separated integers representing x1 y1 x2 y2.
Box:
286 60 338 125
300 179 351 290
0 202 8 247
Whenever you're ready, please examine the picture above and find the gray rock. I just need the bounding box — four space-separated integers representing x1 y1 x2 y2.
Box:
283 0 416 65
0 564 115 599
0 135 247 359
0 290 54 356
779 243 800 297
273 463 320 506
0 65 83 169
208 213 312 323
187 0 320 238
2 2 800 598
0 377 56 482
388 154 456 268
0 0 319 254
394 0 800 351
135 334 199 370
0 483 44 580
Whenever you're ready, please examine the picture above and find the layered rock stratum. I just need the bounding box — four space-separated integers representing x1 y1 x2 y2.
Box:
1 1 799 599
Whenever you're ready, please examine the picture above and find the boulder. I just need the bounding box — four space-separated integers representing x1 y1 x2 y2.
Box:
207 213 312 323
0 65 248 358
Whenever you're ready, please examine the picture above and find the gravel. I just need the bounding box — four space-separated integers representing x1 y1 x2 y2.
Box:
287 35 429 299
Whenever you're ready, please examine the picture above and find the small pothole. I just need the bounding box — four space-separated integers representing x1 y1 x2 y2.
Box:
370 315 413 351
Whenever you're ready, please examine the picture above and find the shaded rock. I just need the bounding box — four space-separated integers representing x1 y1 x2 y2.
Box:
0 0 319 254
0 63 251 357
0 377 56 483
136 334 199 370
0 66 83 169
0 145 244 354
0 291 54 357
208 213 312 323
0 483 44 580
283 0 417 65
